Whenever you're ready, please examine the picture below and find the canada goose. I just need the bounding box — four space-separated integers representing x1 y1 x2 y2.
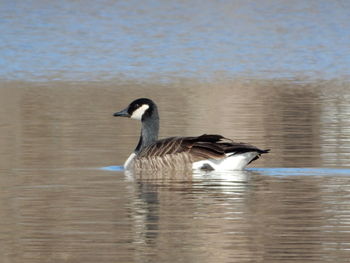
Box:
114 98 269 171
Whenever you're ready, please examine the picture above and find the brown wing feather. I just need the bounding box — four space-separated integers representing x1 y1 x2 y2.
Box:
134 134 269 170
137 134 268 160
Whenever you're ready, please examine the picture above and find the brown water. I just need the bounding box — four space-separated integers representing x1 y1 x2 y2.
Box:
2 0 350 261
1 80 350 262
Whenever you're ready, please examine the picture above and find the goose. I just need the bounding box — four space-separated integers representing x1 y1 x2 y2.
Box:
114 98 269 171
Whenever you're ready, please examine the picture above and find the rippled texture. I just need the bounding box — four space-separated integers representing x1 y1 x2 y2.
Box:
2 0 350 262
2 167 350 262
1 0 350 81
1 80 350 262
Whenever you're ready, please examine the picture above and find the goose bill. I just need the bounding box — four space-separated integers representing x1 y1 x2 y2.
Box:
113 108 130 118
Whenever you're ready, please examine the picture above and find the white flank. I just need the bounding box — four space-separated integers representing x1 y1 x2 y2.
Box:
130 104 149 120
192 152 259 171
124 153 136 169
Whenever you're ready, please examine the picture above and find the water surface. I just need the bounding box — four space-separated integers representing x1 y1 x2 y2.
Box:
1 0 350 262
1 0 350 81
1 80 350 262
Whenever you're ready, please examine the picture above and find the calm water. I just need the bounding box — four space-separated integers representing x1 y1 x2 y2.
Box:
1 80 350 262
2 0 350 262
1 0 350 81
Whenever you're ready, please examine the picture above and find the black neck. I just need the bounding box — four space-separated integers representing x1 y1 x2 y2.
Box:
135 109 159 153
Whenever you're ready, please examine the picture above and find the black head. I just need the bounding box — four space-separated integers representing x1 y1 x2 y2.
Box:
113 98 157 121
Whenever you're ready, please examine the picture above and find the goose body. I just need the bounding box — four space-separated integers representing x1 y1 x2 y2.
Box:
114 98 269 171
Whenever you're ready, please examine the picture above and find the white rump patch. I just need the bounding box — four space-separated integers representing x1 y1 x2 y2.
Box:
131 104 149 120
192 152 258 171
124 153 136 169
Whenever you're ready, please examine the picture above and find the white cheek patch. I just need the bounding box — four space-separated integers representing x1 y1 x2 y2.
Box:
131 104 149 120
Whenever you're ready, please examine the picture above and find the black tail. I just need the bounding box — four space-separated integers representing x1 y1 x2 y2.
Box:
248 148 270 164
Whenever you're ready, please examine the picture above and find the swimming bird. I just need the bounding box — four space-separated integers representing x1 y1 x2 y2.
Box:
114 98 269 171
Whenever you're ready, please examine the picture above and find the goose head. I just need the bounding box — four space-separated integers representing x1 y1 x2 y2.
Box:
114 98 160 153
113 98 157 121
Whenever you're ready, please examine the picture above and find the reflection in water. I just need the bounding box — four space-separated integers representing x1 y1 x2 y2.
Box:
1 79 349 169
2 0 350 261
1 79 350 262
126 168 350 262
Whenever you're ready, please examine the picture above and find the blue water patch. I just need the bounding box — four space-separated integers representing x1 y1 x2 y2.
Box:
1 0 350 81
100 166 350 176
249 168 350 177
101 166 124 171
